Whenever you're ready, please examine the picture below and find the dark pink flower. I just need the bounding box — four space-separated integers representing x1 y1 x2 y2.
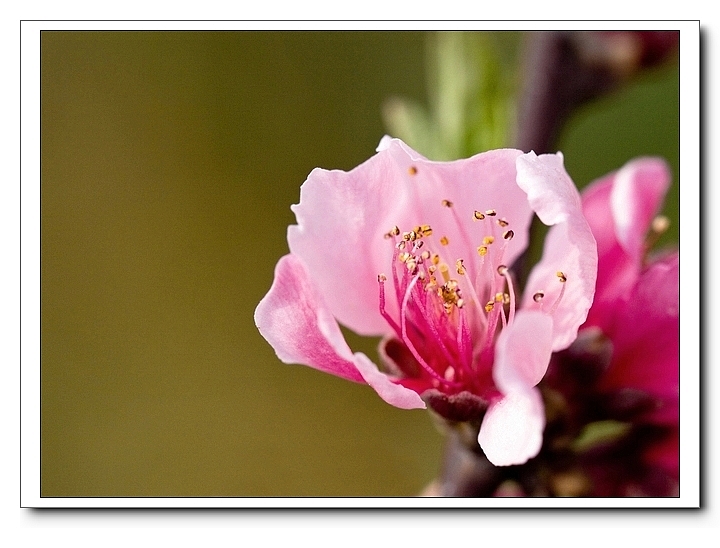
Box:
581 158 678 424
540 157 678 495
255 137 597 466
581 158 679 483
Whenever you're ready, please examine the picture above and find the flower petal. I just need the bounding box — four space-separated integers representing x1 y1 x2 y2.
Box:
255 254 364 382
601 253 679 422
493 309 554 393
353 352 426 409
581 177 638 326
254 254 425 409
287 137 533 336
610 157 671 256
478 389 545 466
581 158 672 327
516 151 598 352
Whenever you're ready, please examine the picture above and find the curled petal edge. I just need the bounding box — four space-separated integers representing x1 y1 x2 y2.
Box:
516 151 598 352
254 254 425 410
609 157 671 257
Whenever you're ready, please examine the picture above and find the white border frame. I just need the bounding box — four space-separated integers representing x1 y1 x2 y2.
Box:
20 20 700 508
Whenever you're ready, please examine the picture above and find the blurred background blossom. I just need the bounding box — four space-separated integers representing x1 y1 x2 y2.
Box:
41 30 679 497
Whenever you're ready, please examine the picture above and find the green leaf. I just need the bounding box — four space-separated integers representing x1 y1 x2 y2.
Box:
383 32 521 160
572 420 632 453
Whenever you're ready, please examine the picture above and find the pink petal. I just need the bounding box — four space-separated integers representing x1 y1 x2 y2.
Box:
255 254 364 381
478 389 545 466
353 352 426 409
255 254 425 409
581 158 672 327
610 158 671 256
493 309 554 393
581 177 639 326
287 137 533 336
601 253 679 419
516 151 598 352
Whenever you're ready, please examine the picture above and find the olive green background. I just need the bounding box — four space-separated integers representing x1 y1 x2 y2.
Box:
41 31 679 497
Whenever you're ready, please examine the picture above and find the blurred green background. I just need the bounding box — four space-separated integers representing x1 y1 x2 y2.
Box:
41 31 679 497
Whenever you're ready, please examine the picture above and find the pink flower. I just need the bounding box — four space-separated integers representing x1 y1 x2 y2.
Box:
539 157 678 496
580 157 679 484
255 137 597 466
581 158 678 415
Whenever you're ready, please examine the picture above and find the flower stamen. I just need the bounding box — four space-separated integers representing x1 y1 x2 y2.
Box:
381 209 521 391
377 274 401 336
548 272 568 315
644 215 671 262
497 265 517 325
400 275 460 387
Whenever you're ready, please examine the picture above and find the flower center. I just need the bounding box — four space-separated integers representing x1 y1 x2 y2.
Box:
377 199 568 394
377 200 522 392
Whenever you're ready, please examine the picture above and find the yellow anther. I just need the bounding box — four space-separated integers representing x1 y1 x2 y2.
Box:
483 236 495 245
556 271 567 283
403 231 417 241
440 236 450 246
408 166 418 175
495 292 504 302
384 225 399 238
473 210 485 220
645 215 671 253
431 254 440 265
438 278 461 313
651 215 671 234
398 252 410 263
456 259 466 275
442 199 453 208
477 245 488 256
485 301 495 312
497 218 509 227
420 224 433 237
